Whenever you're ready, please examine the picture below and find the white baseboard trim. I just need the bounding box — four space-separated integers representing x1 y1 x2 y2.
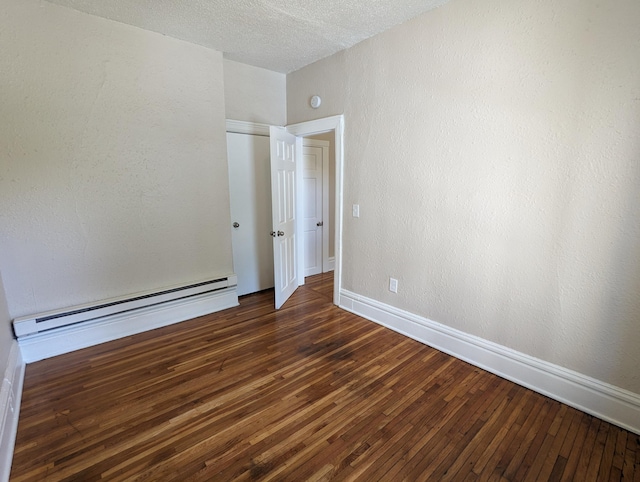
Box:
18 288 239 364
0 342 25 482
339 289 640 436
324 257 335 273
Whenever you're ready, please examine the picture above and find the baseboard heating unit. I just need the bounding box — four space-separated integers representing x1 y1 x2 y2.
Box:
14 275 238 363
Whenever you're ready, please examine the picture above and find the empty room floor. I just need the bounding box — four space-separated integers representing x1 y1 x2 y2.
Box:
10 272 640 481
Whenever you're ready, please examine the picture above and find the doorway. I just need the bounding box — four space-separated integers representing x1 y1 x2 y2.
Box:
226 115 344 306
287 115 344 306
226 125 273 297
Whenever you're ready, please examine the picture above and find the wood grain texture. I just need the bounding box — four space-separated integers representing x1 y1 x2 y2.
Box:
10 273 640 481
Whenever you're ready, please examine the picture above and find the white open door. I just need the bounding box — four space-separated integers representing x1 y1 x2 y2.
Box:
270 126 302 309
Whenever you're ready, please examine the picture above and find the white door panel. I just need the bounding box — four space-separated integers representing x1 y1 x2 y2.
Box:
302 146 323 276
270 126 300 309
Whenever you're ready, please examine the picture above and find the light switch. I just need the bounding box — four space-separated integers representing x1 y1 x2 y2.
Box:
352 204 360 218
389 278 398 293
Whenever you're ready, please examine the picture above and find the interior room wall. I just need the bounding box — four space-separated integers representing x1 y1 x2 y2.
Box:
223 59 286 126
0 0 233 320
0 272 13 372
287 0 640 395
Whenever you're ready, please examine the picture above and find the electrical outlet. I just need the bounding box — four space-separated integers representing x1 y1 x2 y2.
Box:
352 204 360 218
389 277 398 293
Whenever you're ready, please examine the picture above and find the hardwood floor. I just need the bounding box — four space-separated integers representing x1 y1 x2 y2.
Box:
10 273 640 481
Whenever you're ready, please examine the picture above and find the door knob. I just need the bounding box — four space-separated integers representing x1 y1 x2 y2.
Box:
316 221 323 227
233 222 240 228
270 231 276 237
277 231 284 237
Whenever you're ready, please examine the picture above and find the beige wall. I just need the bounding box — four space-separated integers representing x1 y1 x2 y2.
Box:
224 59 286 125
0 272 13 372
288 0 640 394
0 0 233 319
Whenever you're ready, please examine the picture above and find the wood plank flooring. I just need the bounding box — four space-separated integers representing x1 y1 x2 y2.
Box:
10 273 640 481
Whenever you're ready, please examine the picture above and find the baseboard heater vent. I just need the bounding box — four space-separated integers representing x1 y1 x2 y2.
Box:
13 276 237 338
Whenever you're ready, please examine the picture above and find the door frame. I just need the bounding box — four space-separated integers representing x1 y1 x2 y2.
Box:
226 119 271 137
287 115 344 306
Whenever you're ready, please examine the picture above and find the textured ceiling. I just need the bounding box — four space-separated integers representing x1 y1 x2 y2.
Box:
43 0 448 73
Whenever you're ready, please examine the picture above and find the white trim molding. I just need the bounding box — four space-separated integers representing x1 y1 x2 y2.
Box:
18 288 239 363
339 289 640 436
325 256 335 273
1 342 25 482
226 119 272 136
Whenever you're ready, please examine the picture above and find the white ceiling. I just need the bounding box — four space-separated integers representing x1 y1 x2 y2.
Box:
44 0 448 73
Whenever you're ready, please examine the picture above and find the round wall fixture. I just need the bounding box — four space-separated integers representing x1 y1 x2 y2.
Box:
310 95 322 109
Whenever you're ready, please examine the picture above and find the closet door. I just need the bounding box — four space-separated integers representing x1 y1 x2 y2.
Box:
227 132 274 296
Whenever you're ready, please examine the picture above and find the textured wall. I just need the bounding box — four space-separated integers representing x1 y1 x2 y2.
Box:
288 0 640 394
0 272 13 371
0 0 233 319
223 60 286 125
